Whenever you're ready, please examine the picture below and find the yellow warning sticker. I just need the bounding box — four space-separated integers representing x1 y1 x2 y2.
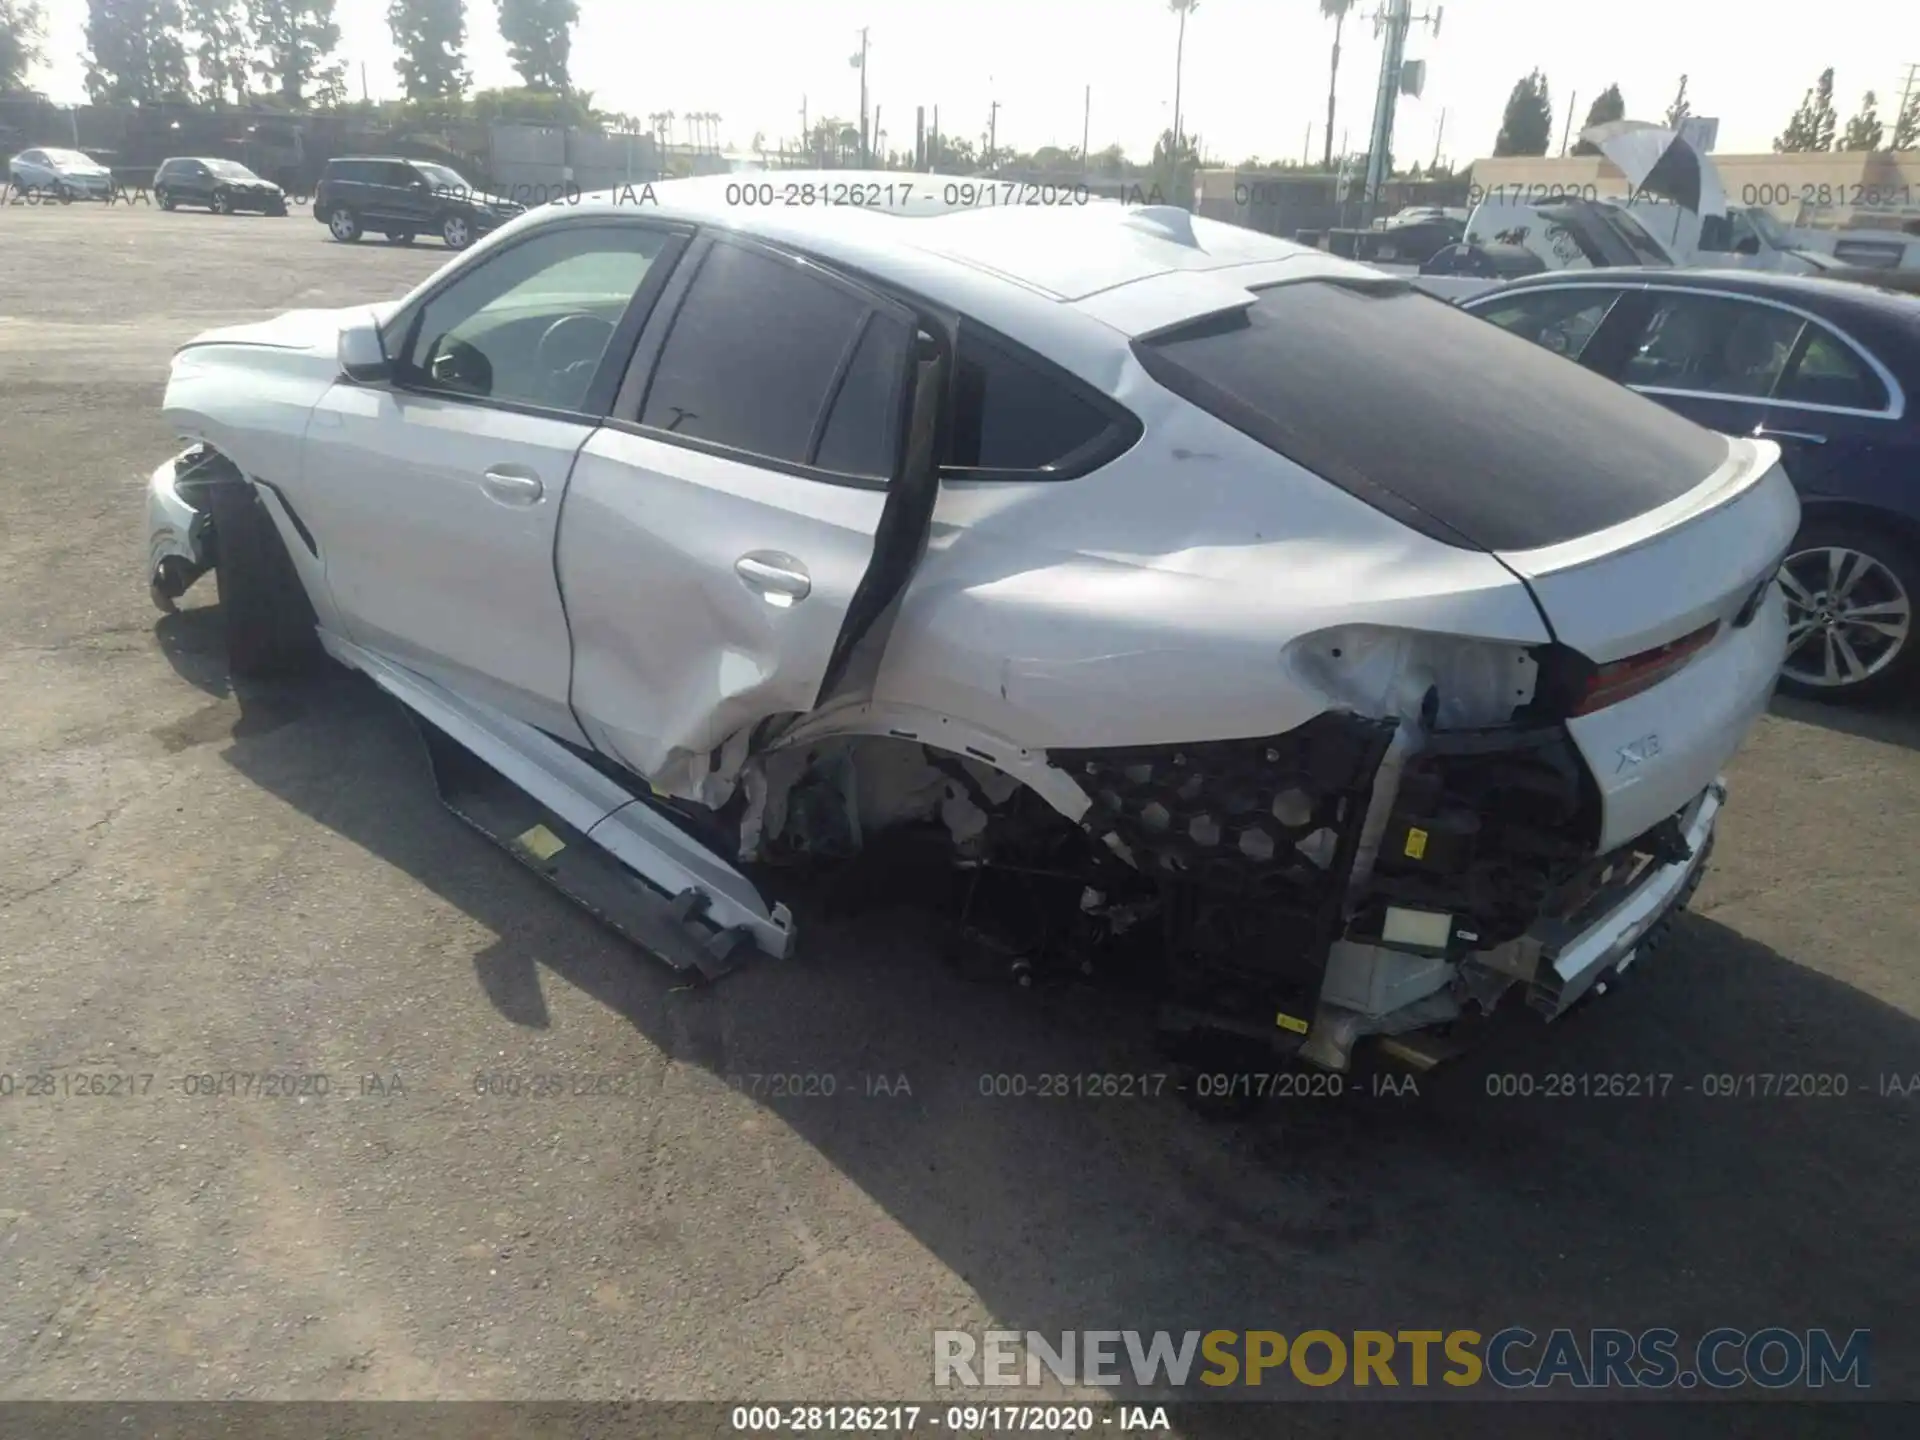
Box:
1403 827 1429 861
515 824 566 862
1275 1011 1311 1035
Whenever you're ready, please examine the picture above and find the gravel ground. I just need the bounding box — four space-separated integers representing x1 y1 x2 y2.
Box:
0 202 1916 1432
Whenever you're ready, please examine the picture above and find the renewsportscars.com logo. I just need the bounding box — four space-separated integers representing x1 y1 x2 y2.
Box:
933 1327 1871 1391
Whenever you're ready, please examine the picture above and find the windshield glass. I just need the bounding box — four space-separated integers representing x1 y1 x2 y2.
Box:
1600 207 1674 265
1744 207 1792 248
413 162 472 191
43 149 95 167
204 160 259 179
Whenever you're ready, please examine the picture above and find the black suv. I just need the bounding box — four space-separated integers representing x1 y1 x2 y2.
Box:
313 156 524 250
154 157 288 215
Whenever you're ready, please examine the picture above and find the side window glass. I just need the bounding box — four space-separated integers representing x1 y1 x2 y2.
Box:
1775 326 1888 411
403 224 669 411
638 243 877 466
385 163 420 188
813 314 911 480
1620 294 1805 399
1475 289 1619 362
947 331 1113 473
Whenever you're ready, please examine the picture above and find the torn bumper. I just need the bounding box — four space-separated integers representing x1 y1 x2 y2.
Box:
146 450 211 612
1518 779 1723 1019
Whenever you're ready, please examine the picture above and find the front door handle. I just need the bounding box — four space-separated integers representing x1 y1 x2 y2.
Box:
1753 426 1827 445
735 552 812 604
481 465 545 504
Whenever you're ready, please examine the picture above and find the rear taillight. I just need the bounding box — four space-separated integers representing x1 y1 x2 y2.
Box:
1568 622 1719 716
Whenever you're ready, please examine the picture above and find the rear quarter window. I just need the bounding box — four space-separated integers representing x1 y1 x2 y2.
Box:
1132 279 1733 552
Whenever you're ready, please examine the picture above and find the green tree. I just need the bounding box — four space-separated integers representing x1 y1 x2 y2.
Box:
1150 125 1200 205
1841 91 1885 151
388 0 468 103
185 0 248 103
1664 73 1691 128
84 0 193 104
1570 82 1624 154
496 0 573 93
1776 67 1838 152
0 0 46 93
1492 70 1553 157
1317 0 1353 169
1896 86 1920 150
1168 0 1197 153
247 0 341 105
472 84 593 126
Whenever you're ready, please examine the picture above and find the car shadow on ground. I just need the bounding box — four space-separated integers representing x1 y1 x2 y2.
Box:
1769 692 1920 754
163 626 1920 1424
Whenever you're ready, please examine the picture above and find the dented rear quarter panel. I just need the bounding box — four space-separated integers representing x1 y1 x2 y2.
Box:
870 353 1555 750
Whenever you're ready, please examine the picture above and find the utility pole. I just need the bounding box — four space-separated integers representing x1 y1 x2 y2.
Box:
1559 90 1577 156
1082 85 1091 172
1900 63 1919 148
1304 122 1313 165
988 99 1000 173
1361 0 1443 221
931 106 939 171
852 28 870 166
1431 107 1445 169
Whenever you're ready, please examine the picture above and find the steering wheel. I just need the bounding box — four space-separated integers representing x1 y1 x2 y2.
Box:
534 313 617 407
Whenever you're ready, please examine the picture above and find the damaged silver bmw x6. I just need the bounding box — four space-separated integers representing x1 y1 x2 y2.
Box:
145 172 1794 1072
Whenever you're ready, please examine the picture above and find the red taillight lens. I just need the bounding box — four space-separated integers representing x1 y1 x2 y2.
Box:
1569 622 1719 716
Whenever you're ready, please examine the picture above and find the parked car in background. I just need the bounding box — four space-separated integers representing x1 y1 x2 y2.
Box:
147 176 1791 1074
6 147 115 201
313 156 525 250
1462 268 1920 703
155 157 288 215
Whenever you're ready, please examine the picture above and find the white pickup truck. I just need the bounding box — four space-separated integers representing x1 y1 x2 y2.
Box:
1398 197 1865 302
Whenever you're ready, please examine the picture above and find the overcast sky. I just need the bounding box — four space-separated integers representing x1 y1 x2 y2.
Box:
28 0 1920 163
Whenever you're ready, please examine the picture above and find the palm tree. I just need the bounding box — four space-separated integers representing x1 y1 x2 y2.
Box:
1169 0 1198 154
1318 0 1353 170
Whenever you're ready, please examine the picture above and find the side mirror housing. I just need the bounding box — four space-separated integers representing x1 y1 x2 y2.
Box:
338 316 390 383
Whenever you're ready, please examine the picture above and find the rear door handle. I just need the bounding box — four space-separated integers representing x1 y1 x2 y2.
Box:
734 552 812 604
481 465 545 504
1753 426 1827 445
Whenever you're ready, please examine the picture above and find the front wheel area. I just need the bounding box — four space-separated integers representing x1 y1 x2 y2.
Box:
206 481 323 680
441 213 473 249
327 207 363 242
1776 518 1918 703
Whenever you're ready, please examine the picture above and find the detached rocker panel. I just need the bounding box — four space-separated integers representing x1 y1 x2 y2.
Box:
322 633 797 970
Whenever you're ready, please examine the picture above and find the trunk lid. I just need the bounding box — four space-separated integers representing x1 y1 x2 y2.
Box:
1127 283 1799 856
1499 436 1799 851
1496 436 1796 664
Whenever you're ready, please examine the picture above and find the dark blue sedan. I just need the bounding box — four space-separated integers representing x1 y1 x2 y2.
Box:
1461 268 1919 703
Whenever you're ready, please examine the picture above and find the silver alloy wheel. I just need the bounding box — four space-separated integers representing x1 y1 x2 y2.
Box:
212 189 231 214
1778 545 1913 690
443 215 470 248
329 207 358 240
